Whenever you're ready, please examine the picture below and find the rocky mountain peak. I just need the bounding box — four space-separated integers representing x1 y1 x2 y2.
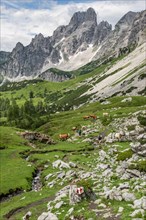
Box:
86 7 97 23
13 42 24 52
31 33 45 46
115 11 137 30
69 7 97 27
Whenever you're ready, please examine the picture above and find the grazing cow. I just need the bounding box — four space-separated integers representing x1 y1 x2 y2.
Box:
90 114 97 120
83 116 90 120
59 134 69 141
103 112 109 117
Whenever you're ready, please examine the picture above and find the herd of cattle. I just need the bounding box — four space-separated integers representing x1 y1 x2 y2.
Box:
59 113 109 141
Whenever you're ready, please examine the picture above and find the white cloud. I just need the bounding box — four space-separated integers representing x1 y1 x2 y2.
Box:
1 0 145 51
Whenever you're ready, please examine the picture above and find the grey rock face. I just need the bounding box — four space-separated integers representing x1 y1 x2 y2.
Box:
93 10 146 60
0 51 10 65
0 9 145 83
0 8 111 82
37 212 58 220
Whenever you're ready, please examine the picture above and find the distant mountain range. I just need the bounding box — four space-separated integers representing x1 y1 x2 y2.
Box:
0 8 146 84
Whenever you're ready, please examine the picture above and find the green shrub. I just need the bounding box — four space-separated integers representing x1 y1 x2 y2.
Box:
129 160 146 172
101 115 113 126
127 125 135 131
77 179 93 192
138 115 146 126
117 149 133 161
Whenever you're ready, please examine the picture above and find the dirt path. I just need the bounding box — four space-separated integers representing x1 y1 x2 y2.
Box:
4 195 55 219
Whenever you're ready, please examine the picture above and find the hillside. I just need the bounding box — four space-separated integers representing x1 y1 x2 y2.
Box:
0 5 146 220
0 96 146 219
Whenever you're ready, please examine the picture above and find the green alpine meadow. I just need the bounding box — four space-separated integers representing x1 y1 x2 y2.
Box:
0 1 146 220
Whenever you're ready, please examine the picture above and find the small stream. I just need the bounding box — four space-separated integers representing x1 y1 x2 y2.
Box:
32 169 42 192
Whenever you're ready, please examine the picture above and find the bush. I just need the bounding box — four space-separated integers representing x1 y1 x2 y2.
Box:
127 125 135 131
117 149 133 161
138 115 146 126
129 160 146 172
101 115 113 126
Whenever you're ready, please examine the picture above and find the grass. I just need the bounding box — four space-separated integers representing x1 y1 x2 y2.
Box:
129 160 146 172
0 127 35 195
0 149 35 195
0 94 146 219
116 149 133 161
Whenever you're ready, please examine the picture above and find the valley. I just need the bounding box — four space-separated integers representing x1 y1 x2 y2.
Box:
0 5 146 220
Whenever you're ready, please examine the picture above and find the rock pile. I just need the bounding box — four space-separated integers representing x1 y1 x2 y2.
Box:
19 131 55 144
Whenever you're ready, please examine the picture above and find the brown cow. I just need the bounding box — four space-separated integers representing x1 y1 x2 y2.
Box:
59 134 69 140
89 114 97 120
83 116 90 120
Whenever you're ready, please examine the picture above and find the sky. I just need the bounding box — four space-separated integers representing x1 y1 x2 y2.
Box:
1 0 145 52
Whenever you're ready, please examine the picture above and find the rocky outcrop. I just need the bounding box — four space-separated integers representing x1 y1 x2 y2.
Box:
0 9 145 84
19 131 55 144
0 51 10 65
94 10 146 60
0 8 111 82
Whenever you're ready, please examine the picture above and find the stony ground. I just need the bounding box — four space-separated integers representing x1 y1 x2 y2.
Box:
31 109 146 220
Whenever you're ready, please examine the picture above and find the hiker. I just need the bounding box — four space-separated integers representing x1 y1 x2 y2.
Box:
98 134 102 143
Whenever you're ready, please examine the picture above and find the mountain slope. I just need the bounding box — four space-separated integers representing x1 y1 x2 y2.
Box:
0 9 145 86
0 8 111 83
93 10 146 60
83 42 146 100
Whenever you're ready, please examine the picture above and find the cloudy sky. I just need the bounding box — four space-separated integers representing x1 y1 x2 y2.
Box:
1 0 145 51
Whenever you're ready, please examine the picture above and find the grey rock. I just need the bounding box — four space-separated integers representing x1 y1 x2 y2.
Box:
121 97 132 102
47 181 56 188
37 212 58 220
122 192 136 202
129 209 145 217
54 201 64 209
127 169 141 178
66 207 74 216
69 184 82 205
118 207 124 213
69 161 77 168
130 142 146 156
57 171 66 179
52 160 70 169
133 197 146 210
22 211 32 220
45 174 53 181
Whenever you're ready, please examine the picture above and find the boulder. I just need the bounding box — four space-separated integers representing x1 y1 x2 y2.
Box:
118 207 124 213
45 174 53 180
52 160 70 169
127 169 141 178
99 150 107 161
122 192 136 202
130 142 146 156
129 209 145 217
69 184 82 205
47 181 56 188
22 211 32 220
54 201 64 209
66 207 74 216
69 161 77 168
133 197 146 210
20 132 55 144
37 212 58 220
57 171 66 179
121 97 132 102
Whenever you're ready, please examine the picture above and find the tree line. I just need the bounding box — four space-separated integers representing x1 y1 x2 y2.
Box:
0 97 50 129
